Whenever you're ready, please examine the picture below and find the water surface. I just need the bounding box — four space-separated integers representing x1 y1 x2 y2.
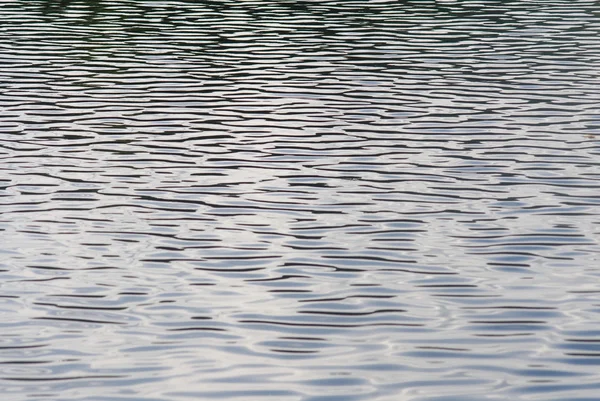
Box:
1 0 600 400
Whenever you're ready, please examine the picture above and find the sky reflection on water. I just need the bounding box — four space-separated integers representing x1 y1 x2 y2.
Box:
1 0 600 400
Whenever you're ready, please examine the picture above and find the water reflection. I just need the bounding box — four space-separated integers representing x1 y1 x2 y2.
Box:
41 0 103 20
2 0 600 400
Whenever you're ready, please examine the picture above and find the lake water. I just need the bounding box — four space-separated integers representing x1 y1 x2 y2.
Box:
1 0 600 400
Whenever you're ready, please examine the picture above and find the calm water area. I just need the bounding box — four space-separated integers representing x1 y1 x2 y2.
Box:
1 0 600 400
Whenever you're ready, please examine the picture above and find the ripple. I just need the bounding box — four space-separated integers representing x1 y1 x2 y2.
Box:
1 0 600 400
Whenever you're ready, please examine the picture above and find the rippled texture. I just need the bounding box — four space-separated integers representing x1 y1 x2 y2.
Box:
1 0 600 400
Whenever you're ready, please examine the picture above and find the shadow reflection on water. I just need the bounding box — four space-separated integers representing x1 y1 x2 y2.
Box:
41 0 103 20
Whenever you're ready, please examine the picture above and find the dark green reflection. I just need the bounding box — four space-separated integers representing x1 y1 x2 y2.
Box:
41 0 104 20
